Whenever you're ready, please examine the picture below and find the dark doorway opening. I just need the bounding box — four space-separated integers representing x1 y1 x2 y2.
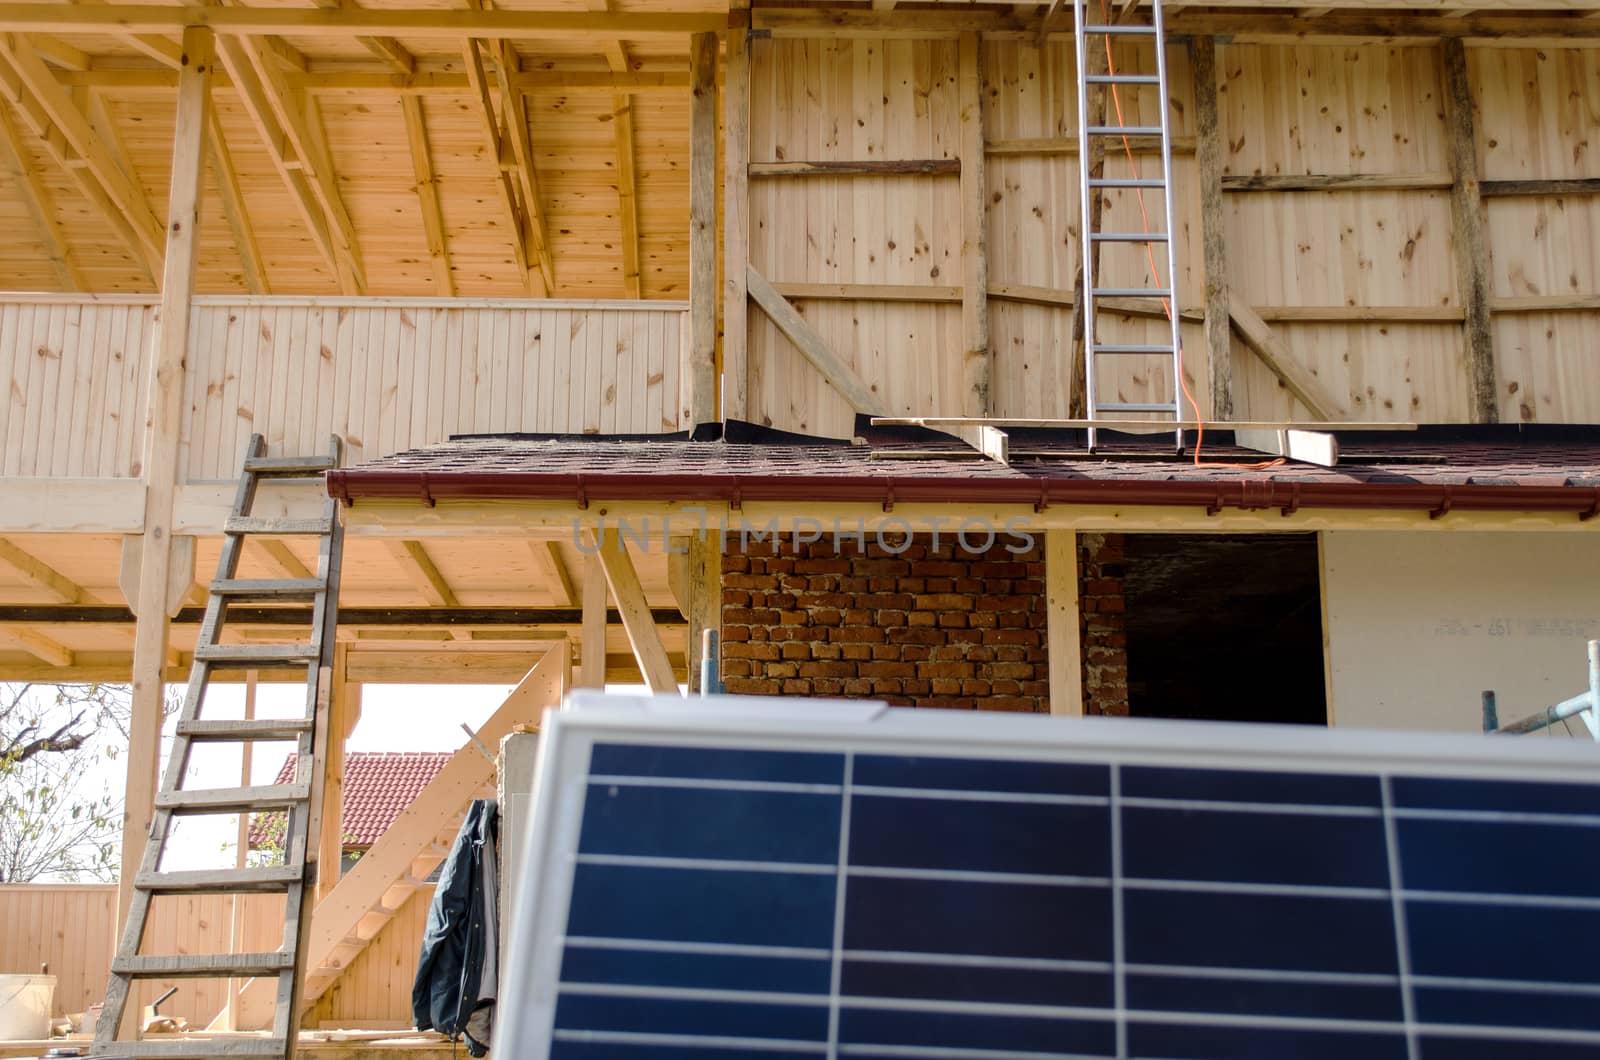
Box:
1122 533 1326 725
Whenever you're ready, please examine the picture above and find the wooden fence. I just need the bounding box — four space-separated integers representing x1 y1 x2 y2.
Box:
0 883 428 1027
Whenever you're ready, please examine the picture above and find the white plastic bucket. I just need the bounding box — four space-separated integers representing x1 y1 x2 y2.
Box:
0 974 55 1040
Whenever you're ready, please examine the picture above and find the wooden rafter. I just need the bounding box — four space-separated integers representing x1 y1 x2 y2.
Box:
384 539 459 608
578 552 606 689
401 95 452 295
588 0 640 298
463 37 532 293
52 66 690 93
314 0 414 76
0 38 164 277
591 528 678 694
0 6 727 38
256 539 313 580
488 39 554 293
528 539 576 608
1228 303 1345 421
207 107 267 293
298 84 366 292
0 99 83 288
747 266 886 415
0 538 101 604
0 627 73 668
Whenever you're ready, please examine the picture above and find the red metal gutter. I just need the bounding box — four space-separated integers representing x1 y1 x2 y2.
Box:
326 469 1600 521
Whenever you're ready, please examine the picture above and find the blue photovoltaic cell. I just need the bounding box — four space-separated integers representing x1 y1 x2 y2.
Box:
538 739 1600 1060
579 784 842 866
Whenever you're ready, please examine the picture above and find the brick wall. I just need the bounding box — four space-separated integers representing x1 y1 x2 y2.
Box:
720 535 1049 712
1079 532 1129 716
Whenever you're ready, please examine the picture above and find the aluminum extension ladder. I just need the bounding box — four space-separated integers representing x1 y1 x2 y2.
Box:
1072 0 1185 450
93 434 345 1059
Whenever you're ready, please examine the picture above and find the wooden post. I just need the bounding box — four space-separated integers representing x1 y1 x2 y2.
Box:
722 15 750 421
958 31 990 415
317 645 357 902
684 534 721 693
1441 39 1498 424
1046 531 1084 717
120 25 213 933
578 551 607 689
687 31 718 425
1193 36 1232 421
593 528 680 694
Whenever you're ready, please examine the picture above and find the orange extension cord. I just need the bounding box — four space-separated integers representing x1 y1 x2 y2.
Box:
1096 0 1283 470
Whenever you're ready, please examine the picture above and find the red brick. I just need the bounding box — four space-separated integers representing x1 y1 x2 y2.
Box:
797 592 852 609
768 662 798 678
888 627 944 645
723 555 750 573
994 647 1026 663
930 678 963 695
722 625 751 642
1098 597 1127 613
871 644 902 661
843 678 875 695
812 678 845 696
782 679 813 695
769 626 827 643
898 578 927 593
860 661 915 678
779 610 809 625
722 660 752 678
989 662 1034 680
860 593 916 610
840 644 873 661
916 561 966 577
871 679 905 695
984 629 1041 646
810 609 843 626
961 679 992 696
829 627 886 643
856 559 911 577
726 677 779 694
918 661 974 679
902 680 932 696
937 613 969 629
907 612 937 627
723 573 775 590
981 696 1036 713
991 680 1022 695
781 642 812 661
722 590 750 606
900 645 932 662
795 558 851 574
923 578 955 592
800 661 856 678
877 611 907 627
811 642 843 660
915 593 973 611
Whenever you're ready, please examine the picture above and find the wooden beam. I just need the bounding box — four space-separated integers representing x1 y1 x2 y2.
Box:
1441 38 1498 424
314 0 414 76
687 30 718 426
0 627 73 668
384 539 459 608
489 40 554 293
400 95 452 296
528 539 576 608
1045 531 1081 717
1234 427 1341 468
207 108 267 294
54 66 691 93
747 266 886 415
0 537 101 604
684 534 719 694
578 551 607 689
297 83 365 293
463 38 532 294
722 17 750 420
592 528 678 694
1481 177 1600 198
1221 172 1454 191
774 282 963 303
988 282 1206 323
986 135 1195 157
1193 37 1232 421
587 0 641 300
958 31 989 416
121 23 212 945
213 34 341 279
256 539 313 580
0 38 165 277
748 159 960 176
1228 302 1345 421
0 99 82 288
316 645 356 903
0 7 730 39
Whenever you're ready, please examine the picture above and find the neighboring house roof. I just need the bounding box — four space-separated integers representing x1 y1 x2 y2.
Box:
325 420 1600 521
251 751 452 849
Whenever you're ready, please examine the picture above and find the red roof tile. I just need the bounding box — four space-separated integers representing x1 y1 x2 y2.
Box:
253 751 452 849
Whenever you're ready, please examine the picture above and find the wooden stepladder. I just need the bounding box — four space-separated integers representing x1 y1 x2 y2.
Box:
93 434 345 1059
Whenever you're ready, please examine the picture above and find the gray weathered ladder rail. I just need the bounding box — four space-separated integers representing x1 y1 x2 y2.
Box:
92 434 345 1060
1073 0 1186 450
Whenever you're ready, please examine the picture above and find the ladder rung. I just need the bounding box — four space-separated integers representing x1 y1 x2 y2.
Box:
90 1040 292 1059
1090 179 1168 189
1082 24 1159 35
224 516 335 535
176 717 314 741
111 951 295 980
1084 74 1161 85
1086 125 1165 137
155 781 311 813
135 865 303 895
1091 232 1170 242
1092 288 1172 298
1093 344 1176 355
194 643 320 665
243 454 338 476
1097 402 1181 413
210 577 327 599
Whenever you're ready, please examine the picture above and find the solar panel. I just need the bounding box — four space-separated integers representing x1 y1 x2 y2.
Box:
496 694 1600 1060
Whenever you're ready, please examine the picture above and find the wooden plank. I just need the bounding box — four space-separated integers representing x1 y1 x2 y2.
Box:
592 528 678 694
121 25 213 948
0 626 73 667
0 536 101 603
772 282 963 303
1045 531 1081 717
684 534 719 694
400 96 452 296
748 159 962 176
988 283 1206 323
1441 39 1498 424
687 31 718 425
1194 37 1231 420
208 112 268 293
578 551 607 689
1228 302 1345 421
0 6 730 38
1221 173 1455 191
958 31 989 417
986 134 1196 156
1480 177 1600 198
1234 428 1341 467
723 19 750 420
1253 305 1467 323
747 266 886 415
296 84 365 294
